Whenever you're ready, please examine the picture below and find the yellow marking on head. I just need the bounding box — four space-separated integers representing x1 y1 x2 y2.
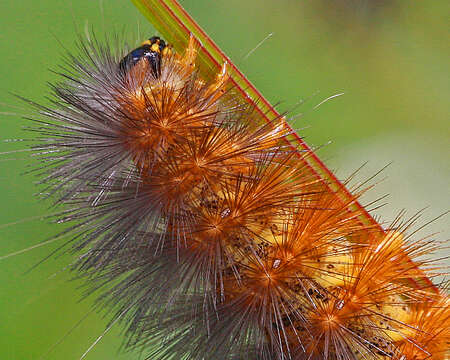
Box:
141 40 152 46
151 43 161 53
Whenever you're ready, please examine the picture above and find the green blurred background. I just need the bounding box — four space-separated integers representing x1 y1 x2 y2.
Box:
0 0 448 359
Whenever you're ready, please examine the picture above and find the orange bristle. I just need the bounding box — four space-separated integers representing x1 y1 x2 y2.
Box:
395 296 450 359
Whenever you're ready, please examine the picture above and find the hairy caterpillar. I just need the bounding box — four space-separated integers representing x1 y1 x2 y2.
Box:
21 30 447 360
0 1 448 359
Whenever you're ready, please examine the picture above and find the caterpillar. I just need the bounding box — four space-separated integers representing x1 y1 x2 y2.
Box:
0 1 448 359
22 29 448 360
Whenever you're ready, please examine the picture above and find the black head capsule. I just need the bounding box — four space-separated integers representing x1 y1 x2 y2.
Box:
119 36 170 77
